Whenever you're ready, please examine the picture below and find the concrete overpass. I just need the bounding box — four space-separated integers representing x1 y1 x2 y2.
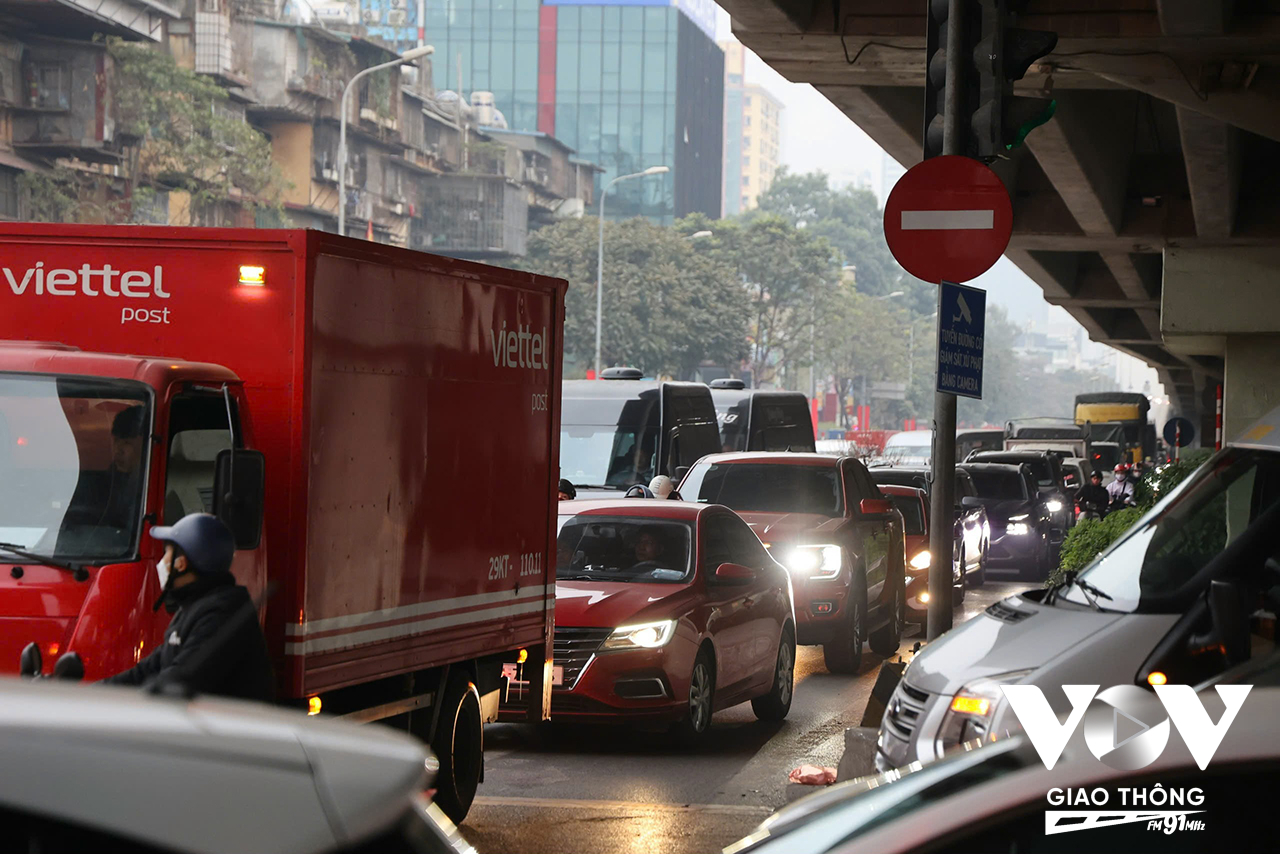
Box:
723 0 1280 441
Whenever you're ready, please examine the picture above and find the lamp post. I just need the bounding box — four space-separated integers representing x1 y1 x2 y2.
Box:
594 165 669 377
338 45 435 237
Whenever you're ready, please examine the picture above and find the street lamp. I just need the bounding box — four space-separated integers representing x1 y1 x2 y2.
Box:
338 45 435 237
594 165 669 377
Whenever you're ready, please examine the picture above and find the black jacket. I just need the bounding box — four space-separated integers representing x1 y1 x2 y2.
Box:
104 581 274 703
1078 483 1109 509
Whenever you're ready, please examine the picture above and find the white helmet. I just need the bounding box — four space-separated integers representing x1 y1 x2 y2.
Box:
649 475 674 499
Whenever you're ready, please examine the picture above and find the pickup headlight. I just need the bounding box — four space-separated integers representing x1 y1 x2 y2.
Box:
909 550 931 570
601 619 677 651
782 544 843 579
1045 499 1063 513
936 670 1032 755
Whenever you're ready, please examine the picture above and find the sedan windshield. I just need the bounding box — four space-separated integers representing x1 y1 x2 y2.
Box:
966 470 1026 500
556 516 693 583
682 463 843 517
1065 448 1280 613
0 375 151 562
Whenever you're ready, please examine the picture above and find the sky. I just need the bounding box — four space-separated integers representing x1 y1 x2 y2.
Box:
713 9 1163 396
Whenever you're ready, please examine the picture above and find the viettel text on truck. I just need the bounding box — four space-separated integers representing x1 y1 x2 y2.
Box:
0 225 565 823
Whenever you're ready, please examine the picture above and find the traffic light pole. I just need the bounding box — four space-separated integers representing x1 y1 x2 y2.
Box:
926 0 964 641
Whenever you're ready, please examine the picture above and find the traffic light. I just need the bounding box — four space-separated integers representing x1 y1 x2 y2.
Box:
972 0 1058 157
922 0 1058 161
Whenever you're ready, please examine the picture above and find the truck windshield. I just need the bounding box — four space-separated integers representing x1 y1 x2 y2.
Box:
682 463 843 517
0 375 151 562
556 516 693 583
1065 448 1280 613
560 395 659 490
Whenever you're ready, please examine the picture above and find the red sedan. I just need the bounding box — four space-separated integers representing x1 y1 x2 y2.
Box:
538 499 796 741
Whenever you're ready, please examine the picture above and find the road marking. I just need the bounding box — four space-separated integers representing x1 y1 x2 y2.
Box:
901 209 994 230
472 796 773 816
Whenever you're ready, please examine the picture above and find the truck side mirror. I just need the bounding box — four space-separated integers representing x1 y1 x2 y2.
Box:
19 642 41 677
1188 580 1251 665
215 449 265 550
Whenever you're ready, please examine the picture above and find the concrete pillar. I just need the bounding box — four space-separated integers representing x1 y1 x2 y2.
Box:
1162 247 1280 441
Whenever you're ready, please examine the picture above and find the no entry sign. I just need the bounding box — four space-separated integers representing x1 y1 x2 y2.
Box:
884 156 1013 284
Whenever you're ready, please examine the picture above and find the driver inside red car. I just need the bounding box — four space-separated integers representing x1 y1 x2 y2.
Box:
632 527 663 565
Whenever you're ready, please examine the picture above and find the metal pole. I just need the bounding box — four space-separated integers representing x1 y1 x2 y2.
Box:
927 0 963 641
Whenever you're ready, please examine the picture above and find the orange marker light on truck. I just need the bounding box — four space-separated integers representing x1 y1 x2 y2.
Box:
308 696 322 716
517 648 528 664
1147 671 1168 686
950 696 991 716
238 265 266 286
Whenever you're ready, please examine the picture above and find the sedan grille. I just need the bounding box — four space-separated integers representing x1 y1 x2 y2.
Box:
884 680 929 740
554 627 612 690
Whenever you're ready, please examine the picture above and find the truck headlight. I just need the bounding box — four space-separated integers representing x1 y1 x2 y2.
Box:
783 545 842 579
909 550 931 570
935 670 1032 755
601 619 677 651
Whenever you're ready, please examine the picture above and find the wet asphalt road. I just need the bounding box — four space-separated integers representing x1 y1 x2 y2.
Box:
462 573 1036 854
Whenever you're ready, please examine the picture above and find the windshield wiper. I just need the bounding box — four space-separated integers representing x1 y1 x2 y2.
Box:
0 542 89 582
1051 573 1112 610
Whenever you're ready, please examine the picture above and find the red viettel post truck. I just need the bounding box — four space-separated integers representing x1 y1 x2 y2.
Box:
0 224 565 822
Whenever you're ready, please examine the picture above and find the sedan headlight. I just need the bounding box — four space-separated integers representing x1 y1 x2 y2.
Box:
909 550 931 570
782 544 843 579
1045 499 1063 513
601 619 677 651
936 670 1033 755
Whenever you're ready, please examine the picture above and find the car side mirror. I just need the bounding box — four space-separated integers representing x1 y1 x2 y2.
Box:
960 496 982 508
859 498 892 516
714 563 755 584
52 652 84 681
214 449 265 549
19 642 41 677
1189 580 1251 665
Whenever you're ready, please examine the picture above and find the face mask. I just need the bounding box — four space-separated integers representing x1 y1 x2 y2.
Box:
156 554 171 589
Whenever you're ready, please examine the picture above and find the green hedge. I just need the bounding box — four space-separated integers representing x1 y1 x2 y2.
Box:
1046 449 1215 588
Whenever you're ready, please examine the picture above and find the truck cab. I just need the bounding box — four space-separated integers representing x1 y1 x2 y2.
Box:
0 345 264 680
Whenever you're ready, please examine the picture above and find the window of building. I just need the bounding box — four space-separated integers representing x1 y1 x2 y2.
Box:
743 136 751 148
32 62 70 110
744 96 752 107
742 176 750 187
742 194 749 207
0 169 18 218
744 116 751 127
743 155 750 167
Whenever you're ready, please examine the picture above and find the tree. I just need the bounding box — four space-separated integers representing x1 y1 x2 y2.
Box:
521 217 749 378
684 214 838 386
22 38 284 225
815 285 910 428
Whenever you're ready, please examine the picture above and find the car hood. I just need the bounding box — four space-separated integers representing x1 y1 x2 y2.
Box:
738 512 844 544
972 499 1035 523
554 580 695 628
903 592 1126 695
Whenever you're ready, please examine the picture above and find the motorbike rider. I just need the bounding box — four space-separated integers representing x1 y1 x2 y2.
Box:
1106 464 1136 510
102 513 274 702
1077 471 1110 518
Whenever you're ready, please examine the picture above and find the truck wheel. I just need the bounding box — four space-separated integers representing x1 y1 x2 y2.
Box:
672 647 716 746
869 574 904 657
431 671 483 824
823 584 865 674
751 627 795 722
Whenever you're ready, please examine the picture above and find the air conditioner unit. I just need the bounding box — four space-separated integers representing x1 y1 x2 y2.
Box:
387 9 407 25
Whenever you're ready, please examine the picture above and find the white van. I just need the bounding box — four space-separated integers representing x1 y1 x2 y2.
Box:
876 405 1280 771
880 429 933 467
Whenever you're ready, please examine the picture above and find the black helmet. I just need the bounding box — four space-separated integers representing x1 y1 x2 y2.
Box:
150 513 235 575
558 479 576 500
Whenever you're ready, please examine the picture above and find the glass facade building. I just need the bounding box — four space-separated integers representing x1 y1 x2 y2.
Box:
362 0 724 223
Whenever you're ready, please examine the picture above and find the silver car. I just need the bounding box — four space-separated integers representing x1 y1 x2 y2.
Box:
0 678 474 854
